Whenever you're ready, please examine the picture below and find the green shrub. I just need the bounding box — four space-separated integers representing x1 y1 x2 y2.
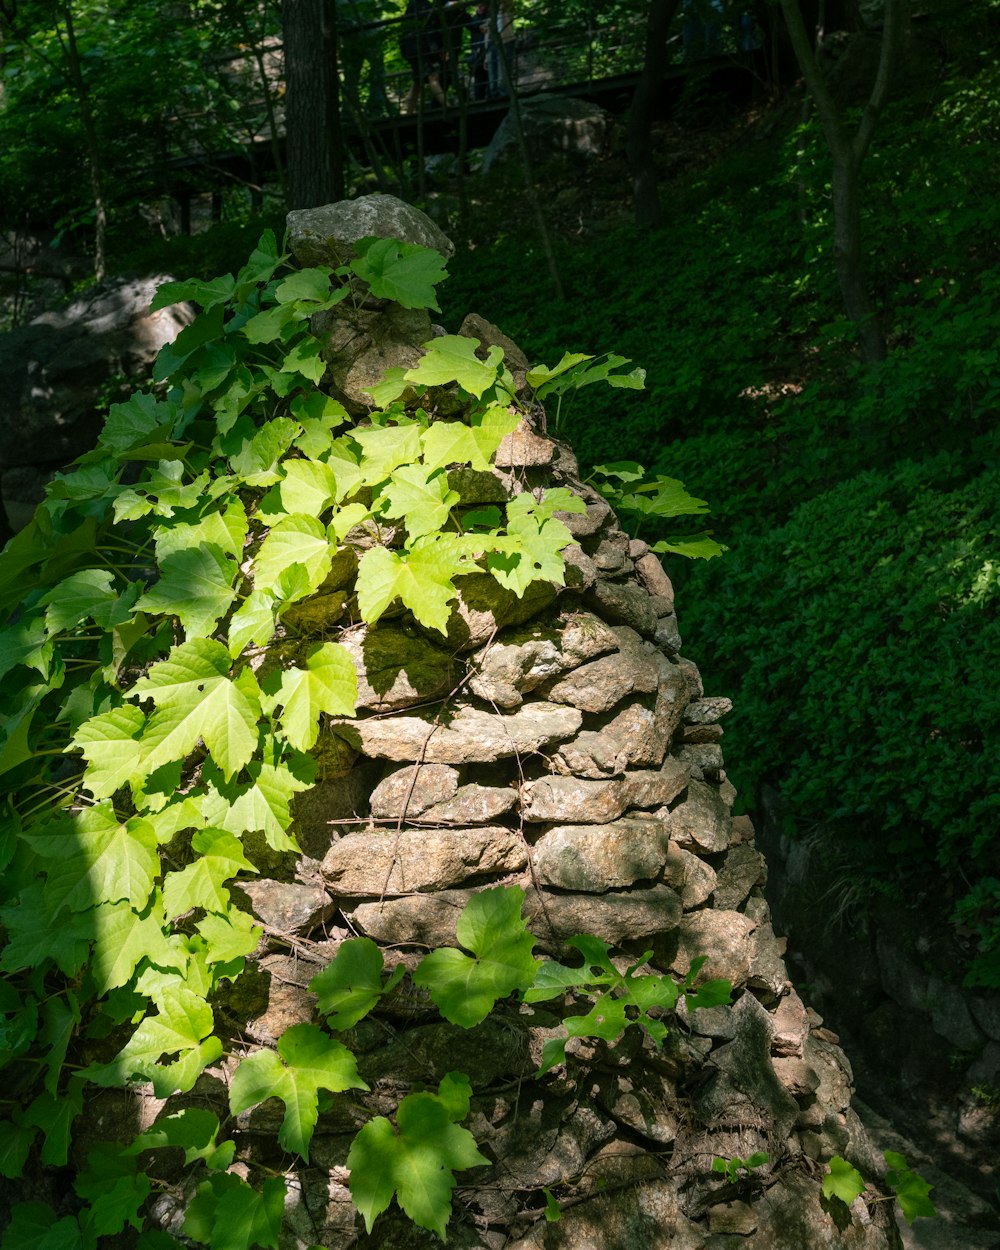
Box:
685 453 1000 983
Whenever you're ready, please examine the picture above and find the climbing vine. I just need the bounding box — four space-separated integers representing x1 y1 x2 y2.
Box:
0 231 731 1245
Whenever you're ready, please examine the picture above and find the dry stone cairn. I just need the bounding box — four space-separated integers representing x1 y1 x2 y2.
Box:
128 196 901 1250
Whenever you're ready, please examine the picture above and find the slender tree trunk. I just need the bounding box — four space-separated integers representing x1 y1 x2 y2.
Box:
627 0 683 230
488 0 563 301
779 0 906 364
283 0 344 209
239 0 287 202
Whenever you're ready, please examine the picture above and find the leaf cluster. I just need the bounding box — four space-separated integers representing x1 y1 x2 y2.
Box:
0 230 715 1248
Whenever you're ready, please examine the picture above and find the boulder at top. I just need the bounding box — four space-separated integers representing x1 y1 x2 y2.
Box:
286 194 456 268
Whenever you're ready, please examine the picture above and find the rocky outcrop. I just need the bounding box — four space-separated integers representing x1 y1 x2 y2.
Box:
62 197 903 1250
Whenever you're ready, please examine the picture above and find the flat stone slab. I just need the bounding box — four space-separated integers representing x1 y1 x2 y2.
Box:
533 816 673 891
332 702 583 763
322 826 526 894
347 879 682 950
521 760 689 823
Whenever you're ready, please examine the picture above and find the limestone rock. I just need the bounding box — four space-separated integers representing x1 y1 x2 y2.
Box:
552 700 669 777
523 884 683 948
771 989 810 1058
420 782 518 824
635 553 675 604
533 816 673 891
521 760 688 824
468 612 618 709
663 843 717 909
653 612 683 653
585 578 659 637
493 416 556 467
458 312 530 371
0 275 194 528
430 571 558 652
482 96 610 174
676 743 725 778
665 779 732 854
654 655 693 742
674 909 757 987
558 494 613 539
286 194 455 267
541 627 660 713
369 763 460 818
322 826 526 894
339 622 456 712
334 701 582 763
714 844 767 910
235 881 334 935
685 697 734 724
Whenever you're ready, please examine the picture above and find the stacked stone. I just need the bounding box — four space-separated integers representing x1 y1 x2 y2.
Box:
211 199 902 1250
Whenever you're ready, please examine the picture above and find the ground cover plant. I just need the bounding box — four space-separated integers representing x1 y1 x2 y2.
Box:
438 9 1000 987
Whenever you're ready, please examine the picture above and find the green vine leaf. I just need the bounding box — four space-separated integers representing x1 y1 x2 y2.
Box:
74 1142 151 1237
251 514 334 596
352 422 423 487
0 1202 84 1250
884 1151 936 1223
0 883 93 977
162 828 258 919
355 539 466 634
128 639 262 782
70 706 146 797
350 238 447 311
309 937 406 1031
348 1072 488 1240
413 886 540 1027
200 750 314 852
229 1022 368 1160
24 1077 85 1166
85 986 223 1097
379 463 461 542
349 1073 487 1241
263 641 358 751
129 1107 235 1170
135 542 238 638
89 897 183 996
26 805 160 914
405 336 503 399
420 404 521 473
183 1174 286 1250
822 1156 866 1206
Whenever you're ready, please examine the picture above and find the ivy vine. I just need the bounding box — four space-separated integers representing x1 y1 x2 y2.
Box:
0 231 724 1246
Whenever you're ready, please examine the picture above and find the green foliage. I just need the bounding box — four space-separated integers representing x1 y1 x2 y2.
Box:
525 940 731 1074
884 1151 937 1225
822 1155 866 1207
229 1023 368 1160
712 1152 769 1183
0 230 724 1247
308 937 406 1031
413 886 541 1028
824 1153 936 1225
347 1073 489 1240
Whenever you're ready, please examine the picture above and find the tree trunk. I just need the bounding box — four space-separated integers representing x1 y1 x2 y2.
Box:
627 0 683 230
779 0 906 364
282 0 344 210
58 3 106 281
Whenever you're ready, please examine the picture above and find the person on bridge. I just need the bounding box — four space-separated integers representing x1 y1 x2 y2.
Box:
402 0 447 113
487 0 515 98
338 0 390 118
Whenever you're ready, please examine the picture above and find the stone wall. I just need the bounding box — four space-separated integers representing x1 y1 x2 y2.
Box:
122 198 905 1249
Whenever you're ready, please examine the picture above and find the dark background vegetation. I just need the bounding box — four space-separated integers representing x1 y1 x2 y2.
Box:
0 0 997 995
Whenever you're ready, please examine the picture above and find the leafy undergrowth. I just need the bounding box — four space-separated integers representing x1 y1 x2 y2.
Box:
437 12 1000 984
